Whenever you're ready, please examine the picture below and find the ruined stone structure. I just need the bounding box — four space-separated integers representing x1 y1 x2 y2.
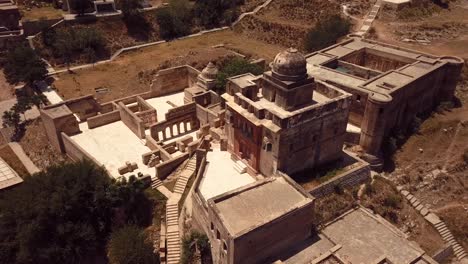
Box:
306 37 464 156
0 0 23 49
223 48 352 176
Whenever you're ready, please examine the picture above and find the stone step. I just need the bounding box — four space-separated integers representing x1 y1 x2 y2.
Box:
457 253 467 260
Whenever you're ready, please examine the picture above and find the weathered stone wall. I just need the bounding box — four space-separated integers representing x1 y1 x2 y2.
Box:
342 48 413 72
61 133 103 167
118 102 145 139
232 201 315 264
150 66 198 96
155 153 189 180
150 103 199 141
40 108 80 152
309 160 370 198
87 110 121 129
276 96 351 175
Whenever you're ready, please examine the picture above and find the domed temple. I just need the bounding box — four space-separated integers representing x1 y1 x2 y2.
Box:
222 48 352 176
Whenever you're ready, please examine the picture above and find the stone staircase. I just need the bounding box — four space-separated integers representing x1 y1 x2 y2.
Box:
166 201 181 264
233 160 247 174
174 157 197 194
151 176 164 189
356 0 382 36
165 155 198 264
434 222 467 260
400 189 467 260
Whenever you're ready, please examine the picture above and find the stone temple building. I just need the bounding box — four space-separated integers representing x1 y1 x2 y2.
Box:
223 48 352 176
306 37 464 156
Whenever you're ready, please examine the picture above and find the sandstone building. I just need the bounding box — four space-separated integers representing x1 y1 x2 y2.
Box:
223 48 352 176
306 37 464 156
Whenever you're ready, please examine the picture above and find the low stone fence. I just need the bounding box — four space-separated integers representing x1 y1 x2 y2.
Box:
87 110 121 129
155 153 189 180
309 160 371 198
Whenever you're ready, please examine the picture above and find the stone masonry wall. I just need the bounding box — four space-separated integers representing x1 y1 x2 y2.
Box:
87 110 121 129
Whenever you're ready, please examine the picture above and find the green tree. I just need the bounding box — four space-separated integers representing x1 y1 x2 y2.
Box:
0 161 116 264
181 231 211 264
155 0 191 40
214 57 264 94
3 46 48 86
303 15 351 52
107 226 158 264
193 0 243 28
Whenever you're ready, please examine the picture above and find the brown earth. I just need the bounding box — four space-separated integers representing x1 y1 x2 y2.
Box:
371 0 468 58
371 1 468 250
0 71 15 101
234 0 342 49
19 119 69 170
0 144 29 177
52 30 283 103
312 177 445 255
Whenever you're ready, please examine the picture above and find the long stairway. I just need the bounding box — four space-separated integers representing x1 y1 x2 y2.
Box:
434 221 467 260
174 157 197 194
165 155 198 264
166 201 181 264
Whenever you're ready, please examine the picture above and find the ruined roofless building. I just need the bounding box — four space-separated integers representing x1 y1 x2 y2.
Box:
222 48 352 176
306 37 464 156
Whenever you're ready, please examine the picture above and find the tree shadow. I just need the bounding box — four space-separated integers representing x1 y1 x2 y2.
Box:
124 15 152 41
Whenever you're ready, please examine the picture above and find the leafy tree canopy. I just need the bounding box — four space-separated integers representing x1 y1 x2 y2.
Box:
303 15 351 53
3 46 48 85
156 0 192 40
107 225 158 264
0 161 153 264
193 0 243 28
215 57 264 94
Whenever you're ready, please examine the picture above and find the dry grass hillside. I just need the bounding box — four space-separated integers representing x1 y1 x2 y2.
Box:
234 0 342 49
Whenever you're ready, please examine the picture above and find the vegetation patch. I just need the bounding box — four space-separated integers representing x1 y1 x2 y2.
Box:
0 161 164 263
303 15 351 52
181 231 212 264
214 56 264 94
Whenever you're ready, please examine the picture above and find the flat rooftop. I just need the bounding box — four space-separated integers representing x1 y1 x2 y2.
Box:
199 148 255 200
0 157 23 190
212 177 313 237
321 208 431 264
70 121 153 179
279 208 435 264
145 92 185 121
306 38 451 96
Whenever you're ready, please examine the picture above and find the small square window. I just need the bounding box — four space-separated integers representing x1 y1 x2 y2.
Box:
216 230 221 240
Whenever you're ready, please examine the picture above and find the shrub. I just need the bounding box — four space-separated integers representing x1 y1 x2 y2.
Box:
383 193 402 209
51 28 106 65
214 57 264 94
193 0 243 28
463 149 468 163
107 226 157 264
156 0 192 40
304 15 351 52
436 100 454 113
3 45 48 85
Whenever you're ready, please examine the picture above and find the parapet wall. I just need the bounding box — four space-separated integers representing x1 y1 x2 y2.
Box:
155 153 189 180
87 110 121 129
118 102 146 139
150 66 200 97
61 133 103 167
309 159 370 198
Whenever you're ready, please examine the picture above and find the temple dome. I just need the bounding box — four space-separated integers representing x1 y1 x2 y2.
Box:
271 48 307 81
201 62 219 80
